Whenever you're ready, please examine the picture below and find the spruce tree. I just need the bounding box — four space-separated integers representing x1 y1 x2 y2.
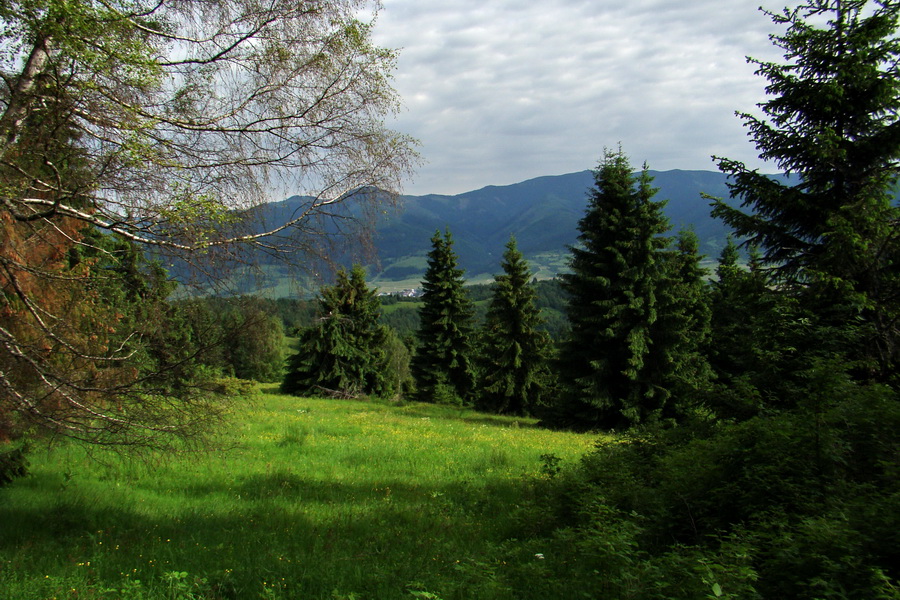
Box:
711 0 900 380
282 265 391 398
646 228 713 417
412 229 476 404
707 238 765 388
477 235 553 416
553 148 671 429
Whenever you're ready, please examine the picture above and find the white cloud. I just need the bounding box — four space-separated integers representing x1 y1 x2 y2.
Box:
373 0 793 195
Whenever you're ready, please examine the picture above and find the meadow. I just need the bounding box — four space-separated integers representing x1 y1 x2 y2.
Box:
0 388 599 600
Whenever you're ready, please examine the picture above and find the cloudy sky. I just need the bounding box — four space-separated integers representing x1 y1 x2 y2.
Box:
370 0 793 196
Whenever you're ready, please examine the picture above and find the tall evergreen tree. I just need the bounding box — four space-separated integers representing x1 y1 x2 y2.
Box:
553 148 671 429
527 7 900 599
646 228 713 416
712 0 900 381
477 236 553 416
412 229 476 404
282 265 392 398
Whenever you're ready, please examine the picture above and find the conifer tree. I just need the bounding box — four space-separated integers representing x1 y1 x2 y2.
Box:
412 229 476 404
646 228 713 417
707 238 764 385
705 239 800 419
477 236 553 416
553 148 671 429
711 0 900 381
710 242 768 352
282 265 392 398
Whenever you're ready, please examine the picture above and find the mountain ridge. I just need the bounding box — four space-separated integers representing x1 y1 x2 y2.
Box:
367 168 739 283
245 168 757 295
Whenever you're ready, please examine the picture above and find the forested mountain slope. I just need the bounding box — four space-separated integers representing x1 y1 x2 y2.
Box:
263 169 750 283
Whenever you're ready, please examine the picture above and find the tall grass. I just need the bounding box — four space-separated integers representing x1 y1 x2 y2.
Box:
0 388 599 599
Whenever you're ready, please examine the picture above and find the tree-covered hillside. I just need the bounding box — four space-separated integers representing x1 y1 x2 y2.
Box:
258 169 743 285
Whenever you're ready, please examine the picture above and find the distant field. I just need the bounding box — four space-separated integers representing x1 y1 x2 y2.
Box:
370 272 498 294
370 251 569 293
0 390 600 600
522 251 570 280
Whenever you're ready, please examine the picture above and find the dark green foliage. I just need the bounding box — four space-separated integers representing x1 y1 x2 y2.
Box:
273 298 318 334
646 228 713 418
531 279 570 342
282 316 367 398
411 229 476 404
707 241 768 416
379 303 421 340
378 279 569 343
168 297 286 384
712 0 900 381
553 149 672 429
705 241 823 419
379 279 569 345
73 232 282 390
222 301 286 382
282 265 405 398
551 371 900 599
0 444 28 488
530 5 900 599
477 236 554 416
163 299 225 375
463 283 496 303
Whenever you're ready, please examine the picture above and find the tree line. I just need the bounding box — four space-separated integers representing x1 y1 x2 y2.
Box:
277 156 711 423
545 2 900 597
41 271 564 406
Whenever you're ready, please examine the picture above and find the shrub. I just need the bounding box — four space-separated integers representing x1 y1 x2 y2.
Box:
0 443 28 487
547 377 900 598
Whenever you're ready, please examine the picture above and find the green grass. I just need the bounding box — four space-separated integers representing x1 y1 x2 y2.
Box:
523 251 570 280
0 389 599 599
379 302 420 316
371 274 498 294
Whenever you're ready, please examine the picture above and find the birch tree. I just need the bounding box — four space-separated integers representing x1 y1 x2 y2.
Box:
0 0 417 449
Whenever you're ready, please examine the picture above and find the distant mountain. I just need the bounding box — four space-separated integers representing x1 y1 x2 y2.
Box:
367 169 739 283
184 169 900 297
244 169 758 294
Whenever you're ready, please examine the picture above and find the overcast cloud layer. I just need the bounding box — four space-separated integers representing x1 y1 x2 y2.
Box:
371 0 794 195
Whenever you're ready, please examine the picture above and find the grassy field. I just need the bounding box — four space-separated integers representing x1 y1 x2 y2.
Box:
0 389 600 599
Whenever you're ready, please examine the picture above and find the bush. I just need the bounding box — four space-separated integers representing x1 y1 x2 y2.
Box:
540 375 900 598
0 443 28 487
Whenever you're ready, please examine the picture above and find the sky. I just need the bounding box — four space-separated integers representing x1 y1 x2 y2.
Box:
369 0 793 196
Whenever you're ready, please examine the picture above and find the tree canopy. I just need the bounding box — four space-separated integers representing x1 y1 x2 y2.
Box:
282 265 397 399
546 4 900 598
712 0 900 380
1 1 417 254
